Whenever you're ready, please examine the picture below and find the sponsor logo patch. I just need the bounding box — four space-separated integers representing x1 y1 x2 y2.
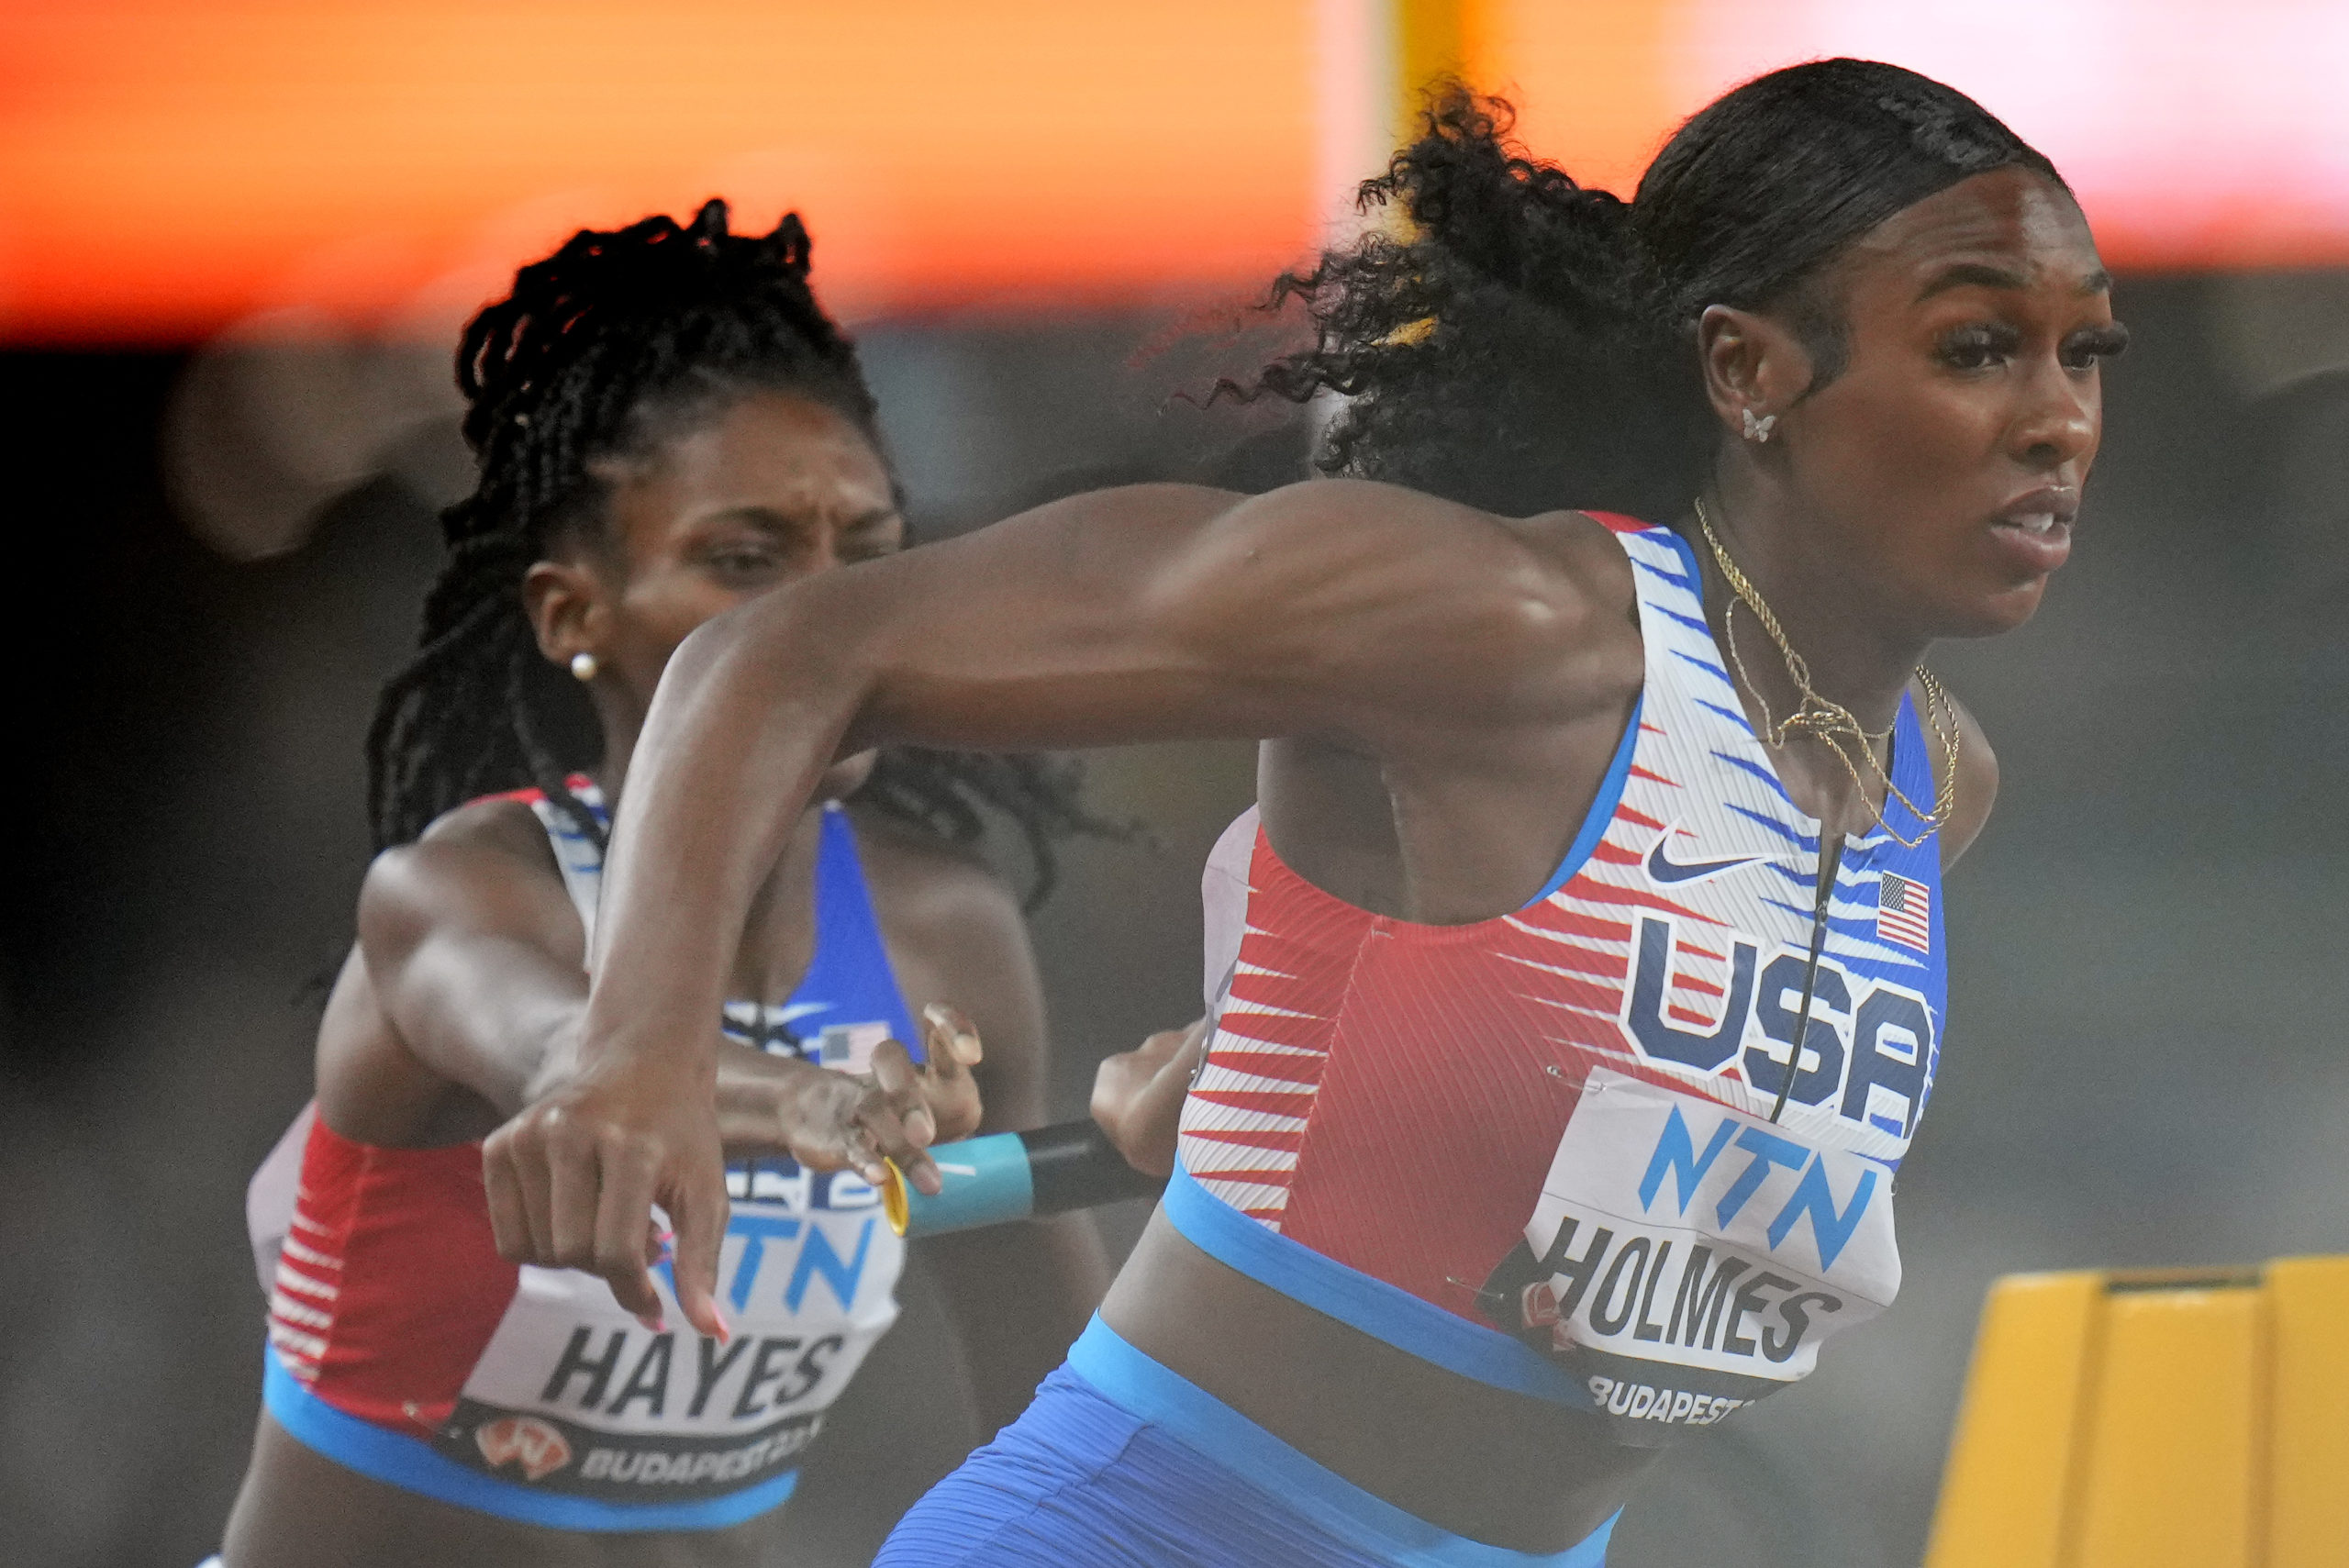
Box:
1642 824 1765 886
442 1399 820 1503
476 1415 573 1482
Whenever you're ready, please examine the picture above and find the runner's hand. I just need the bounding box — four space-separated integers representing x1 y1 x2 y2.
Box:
902 1002 986 1146
715 1002 985 1198
483 1055 731 1341
1089 1017 1208 1178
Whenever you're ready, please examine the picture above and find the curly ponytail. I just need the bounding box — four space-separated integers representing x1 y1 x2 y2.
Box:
1244 62 2065 521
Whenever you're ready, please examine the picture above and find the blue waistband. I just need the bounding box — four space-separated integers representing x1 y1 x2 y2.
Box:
1162 1163 1587 1408
262 1351 797 1532
1068 1316 1615 1567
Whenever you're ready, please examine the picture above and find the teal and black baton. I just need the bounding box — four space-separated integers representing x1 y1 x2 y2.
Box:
881 1120 1165 1238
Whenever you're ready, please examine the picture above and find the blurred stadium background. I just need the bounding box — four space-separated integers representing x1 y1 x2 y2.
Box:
4 3 2347 1563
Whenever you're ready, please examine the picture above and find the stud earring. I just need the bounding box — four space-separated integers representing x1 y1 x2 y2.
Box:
569 652 598 682
1742 408 1777 444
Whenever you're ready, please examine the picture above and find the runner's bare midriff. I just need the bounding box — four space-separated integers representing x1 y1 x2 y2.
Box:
1100 1208 1656 1554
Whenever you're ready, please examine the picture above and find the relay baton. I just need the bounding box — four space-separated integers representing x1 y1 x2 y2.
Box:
880 1119 1165 1238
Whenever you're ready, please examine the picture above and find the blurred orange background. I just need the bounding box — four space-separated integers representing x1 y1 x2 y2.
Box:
4 0 2345 343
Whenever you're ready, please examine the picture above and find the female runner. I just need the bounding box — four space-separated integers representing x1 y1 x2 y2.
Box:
492 61 2126 1562
218 202 1108 1567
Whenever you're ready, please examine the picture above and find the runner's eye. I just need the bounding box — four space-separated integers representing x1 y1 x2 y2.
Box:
2061 322 2130 372
840 518 904 564
1934 323 2020 372
707 544 783 579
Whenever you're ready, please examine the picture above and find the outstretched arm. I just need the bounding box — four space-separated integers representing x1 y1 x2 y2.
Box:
488 479 1621 1332
339 806 972 1336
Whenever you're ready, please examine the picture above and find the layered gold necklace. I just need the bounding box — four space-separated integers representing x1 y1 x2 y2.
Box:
1691 496 1959 850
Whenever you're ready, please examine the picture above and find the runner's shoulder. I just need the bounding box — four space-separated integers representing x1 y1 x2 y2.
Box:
1204 483 1642 674
408 795 564 874
359 795 570 934
1527 506 1646 615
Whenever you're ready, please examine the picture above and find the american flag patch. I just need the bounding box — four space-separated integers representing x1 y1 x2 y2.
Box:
1876 873 1932 953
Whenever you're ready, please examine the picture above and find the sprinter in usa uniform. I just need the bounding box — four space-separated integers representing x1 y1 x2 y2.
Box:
498 64 2124 1564
218 202 1110 1568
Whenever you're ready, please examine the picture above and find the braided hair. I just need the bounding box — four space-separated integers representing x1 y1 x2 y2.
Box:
1243 60 2068 522
367 200 1110 902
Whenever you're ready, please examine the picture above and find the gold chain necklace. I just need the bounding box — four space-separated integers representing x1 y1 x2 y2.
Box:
1691 496 1959 849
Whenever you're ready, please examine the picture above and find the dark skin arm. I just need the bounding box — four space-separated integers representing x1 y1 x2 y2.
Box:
491 478 1647 1326
501 478 1999 1326
332 800 977 1329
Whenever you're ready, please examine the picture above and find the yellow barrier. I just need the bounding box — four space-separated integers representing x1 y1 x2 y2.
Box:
1926 1256 2349 1567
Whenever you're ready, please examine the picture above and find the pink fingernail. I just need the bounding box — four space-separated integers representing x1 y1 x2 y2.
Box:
638 1314 666 1333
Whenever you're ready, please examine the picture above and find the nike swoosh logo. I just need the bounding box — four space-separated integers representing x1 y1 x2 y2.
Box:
1646 827 1765 884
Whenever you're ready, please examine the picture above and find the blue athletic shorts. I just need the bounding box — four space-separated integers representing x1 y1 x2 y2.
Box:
876 1316 1615 1567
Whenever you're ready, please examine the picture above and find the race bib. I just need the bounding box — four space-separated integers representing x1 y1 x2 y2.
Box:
440 1179 903 1504
1480 1067 1900 1447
